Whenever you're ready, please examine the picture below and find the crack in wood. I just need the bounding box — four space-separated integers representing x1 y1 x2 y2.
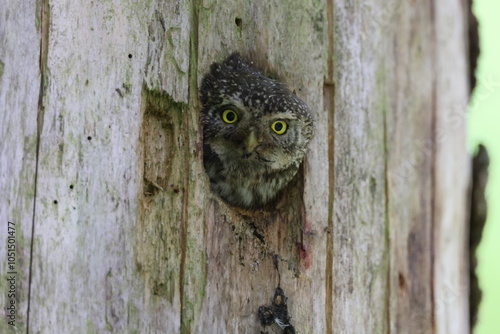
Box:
430 1 438 330
324 0 335 332
26 0 51 331
179 0 200 331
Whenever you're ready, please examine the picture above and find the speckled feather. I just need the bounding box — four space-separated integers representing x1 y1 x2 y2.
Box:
200 53 314 208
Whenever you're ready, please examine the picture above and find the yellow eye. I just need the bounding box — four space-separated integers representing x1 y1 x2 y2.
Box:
271 120 287 134
221 110 238 123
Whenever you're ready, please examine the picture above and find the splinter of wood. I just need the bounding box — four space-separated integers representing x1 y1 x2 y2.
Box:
258 287 296 334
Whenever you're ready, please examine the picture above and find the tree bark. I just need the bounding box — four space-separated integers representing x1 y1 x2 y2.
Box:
0 0 470 333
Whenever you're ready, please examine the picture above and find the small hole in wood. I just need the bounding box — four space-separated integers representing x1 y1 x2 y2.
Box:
398 272 406 289
235 17 242 27
128 54 133 59
87 136 92 141
170 184 180 193
70 185 74 189
53 200 58 205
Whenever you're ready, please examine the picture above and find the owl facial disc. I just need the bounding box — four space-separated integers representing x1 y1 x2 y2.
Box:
200 53 314 209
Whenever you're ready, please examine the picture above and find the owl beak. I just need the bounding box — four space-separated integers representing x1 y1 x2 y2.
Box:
244 130 260 154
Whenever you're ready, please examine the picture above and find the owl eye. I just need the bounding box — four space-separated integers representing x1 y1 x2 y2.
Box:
221 110 238 123
271 120 287 134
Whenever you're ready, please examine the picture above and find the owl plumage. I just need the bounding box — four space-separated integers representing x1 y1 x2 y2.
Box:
200 53 314 209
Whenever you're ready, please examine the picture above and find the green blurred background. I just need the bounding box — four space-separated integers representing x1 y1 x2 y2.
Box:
469 0 500 333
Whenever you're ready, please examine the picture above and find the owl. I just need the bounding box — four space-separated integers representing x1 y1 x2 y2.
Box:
200 53 314 209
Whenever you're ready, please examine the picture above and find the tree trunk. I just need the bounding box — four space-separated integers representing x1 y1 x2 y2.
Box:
0 0 470 333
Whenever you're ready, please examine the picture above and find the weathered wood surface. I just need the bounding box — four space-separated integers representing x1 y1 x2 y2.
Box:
0 0 40 331
0 0 470 333
433 1 470 332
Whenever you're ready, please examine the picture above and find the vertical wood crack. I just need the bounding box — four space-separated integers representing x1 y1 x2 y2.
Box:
429 0 438 332
179 0 200 332
324 0 335 332
383 75 391 334
26 0 50 332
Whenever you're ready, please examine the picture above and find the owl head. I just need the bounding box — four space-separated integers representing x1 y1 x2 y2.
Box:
200 53 314 208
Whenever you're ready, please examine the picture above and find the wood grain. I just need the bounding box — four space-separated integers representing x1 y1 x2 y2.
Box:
0 0 470 333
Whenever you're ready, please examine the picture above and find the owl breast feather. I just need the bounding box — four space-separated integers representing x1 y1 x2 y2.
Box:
204 143 300 208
